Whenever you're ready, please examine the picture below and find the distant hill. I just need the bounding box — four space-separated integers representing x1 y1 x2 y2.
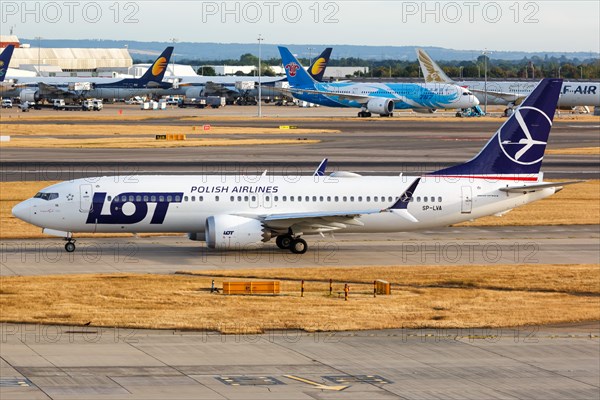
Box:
19 38 600 62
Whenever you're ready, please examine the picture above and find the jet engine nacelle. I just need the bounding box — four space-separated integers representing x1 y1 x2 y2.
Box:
205 215 272 249
19 89 41 103
185 87 206 99
413 108 437 114
367 98 394 115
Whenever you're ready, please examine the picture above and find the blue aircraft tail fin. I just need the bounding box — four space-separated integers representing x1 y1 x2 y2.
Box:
139 46 174 83
308 48 332 82
430 78 562 178
278 46 316 89
313 158 328 176
0 45 15 82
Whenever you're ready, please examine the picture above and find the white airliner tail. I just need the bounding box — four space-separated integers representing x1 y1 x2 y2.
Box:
416 48 454 84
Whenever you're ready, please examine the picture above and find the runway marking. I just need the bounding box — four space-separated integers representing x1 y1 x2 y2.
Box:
323 374 393 385
0 378 32 387
284 374 349 391
216 376 285 386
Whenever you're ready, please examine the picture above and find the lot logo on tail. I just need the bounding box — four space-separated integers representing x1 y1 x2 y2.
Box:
498 106 551 165
285 62 300 77
0 61 5 78
152 57 168 76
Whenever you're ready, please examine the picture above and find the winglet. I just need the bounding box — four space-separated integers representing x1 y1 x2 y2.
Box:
0 45 15 82
389 178 421 210
313 158 328 176
384 178 421 222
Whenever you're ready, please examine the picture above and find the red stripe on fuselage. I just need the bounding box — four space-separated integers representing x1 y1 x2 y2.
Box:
426 175 539 181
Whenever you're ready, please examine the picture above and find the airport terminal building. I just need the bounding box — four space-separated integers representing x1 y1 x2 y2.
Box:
1 35 132 77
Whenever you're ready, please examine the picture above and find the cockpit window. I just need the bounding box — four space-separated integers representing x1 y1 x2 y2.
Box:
34 192 59 201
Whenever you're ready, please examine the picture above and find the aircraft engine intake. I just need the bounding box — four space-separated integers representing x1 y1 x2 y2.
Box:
205 215 272 249
19 89 41 102
367 98 394 115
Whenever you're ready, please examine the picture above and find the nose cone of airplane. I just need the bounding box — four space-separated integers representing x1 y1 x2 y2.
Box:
12 200 32 223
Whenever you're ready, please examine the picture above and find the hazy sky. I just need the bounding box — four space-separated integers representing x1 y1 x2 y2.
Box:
1 1 598 52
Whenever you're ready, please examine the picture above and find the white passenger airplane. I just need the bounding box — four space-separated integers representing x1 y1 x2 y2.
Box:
416 48 600 109
12 79 579 254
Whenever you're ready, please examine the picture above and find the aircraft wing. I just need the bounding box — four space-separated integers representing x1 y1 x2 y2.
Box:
38 82 76 97
470 88 525 105
499 180 584 193
234 209 383 234
262 209 381 233
288 87 369 104
205 81 238 96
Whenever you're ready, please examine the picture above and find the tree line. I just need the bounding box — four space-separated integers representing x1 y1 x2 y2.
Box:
134 53 599 79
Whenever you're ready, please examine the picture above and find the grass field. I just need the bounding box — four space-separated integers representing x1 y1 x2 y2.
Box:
1 264 598 333
0 137 320 149
1 180 597 239
0 123 339 136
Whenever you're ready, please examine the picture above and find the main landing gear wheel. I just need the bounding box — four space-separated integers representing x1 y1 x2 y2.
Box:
276 234 293 249
65 241 76 253
290 238 308 254
358 111 372 118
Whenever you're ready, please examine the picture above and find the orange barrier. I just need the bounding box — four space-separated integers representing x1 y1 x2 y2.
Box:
375 280 391 295
155 134 186 141
222 281 280 295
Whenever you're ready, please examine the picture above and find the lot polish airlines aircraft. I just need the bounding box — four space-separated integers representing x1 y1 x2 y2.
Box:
279 46 479 117
12 79 579 254
416 48 600 109
1 47 174 101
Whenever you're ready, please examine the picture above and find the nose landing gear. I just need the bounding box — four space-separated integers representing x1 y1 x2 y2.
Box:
64 238 76 252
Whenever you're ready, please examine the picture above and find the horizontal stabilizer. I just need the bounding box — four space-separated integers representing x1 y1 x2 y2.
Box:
499 180 584 193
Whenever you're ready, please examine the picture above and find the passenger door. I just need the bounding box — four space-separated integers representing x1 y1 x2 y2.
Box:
79 184 93 213
461 186 472 214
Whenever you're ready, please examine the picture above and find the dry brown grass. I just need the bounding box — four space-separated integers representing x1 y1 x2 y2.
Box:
546 147 600 155
0 123 338 136
1 180 598 239
0 137 320 149
1 267 598 333
180 264 600 295
457 180 599 226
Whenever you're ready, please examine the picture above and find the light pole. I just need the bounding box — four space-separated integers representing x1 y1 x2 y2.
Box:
580 65 584 79
257 34 263 117
169 38 178 76
558 66 561 79
307 47 314 66
482 49 491 115
35 36 42 76
459 66 464 80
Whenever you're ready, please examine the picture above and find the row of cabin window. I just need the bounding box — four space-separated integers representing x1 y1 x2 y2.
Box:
108 195 182 203
107 194 444 204
183 195 443 203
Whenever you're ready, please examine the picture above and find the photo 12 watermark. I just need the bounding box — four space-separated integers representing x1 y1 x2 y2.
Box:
1 1 140 24
400 1 540 24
